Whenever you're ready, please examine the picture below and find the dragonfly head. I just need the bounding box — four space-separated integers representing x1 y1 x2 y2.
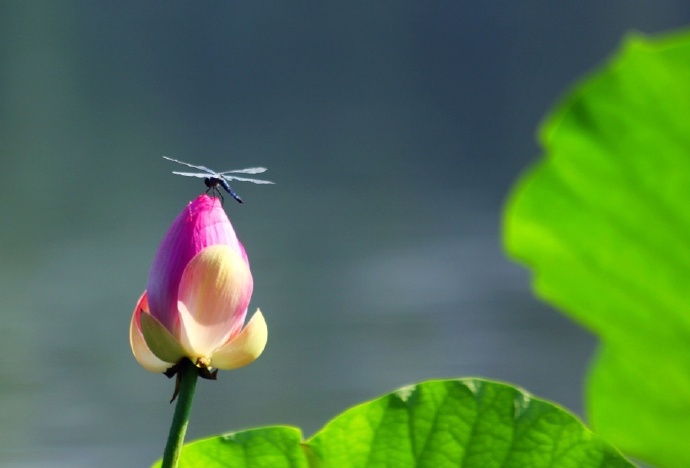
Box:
204 177 221 189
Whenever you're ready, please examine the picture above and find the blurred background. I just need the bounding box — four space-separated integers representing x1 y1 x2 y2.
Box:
2 2 689 466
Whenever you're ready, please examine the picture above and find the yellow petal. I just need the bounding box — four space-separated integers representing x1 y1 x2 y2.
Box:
129 293 173 373
140 310 187 364
211 309 268 370
177 245 253 357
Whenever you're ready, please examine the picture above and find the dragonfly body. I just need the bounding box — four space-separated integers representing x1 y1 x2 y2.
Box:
163 156 273 203
204 176 242 202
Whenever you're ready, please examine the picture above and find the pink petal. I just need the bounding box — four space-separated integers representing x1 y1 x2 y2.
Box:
176 245 253 359
212 309 268 370
146 195 246 332
129 292 174 373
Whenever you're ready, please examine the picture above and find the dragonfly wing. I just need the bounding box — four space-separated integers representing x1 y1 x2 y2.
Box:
218 167 268 175
222 174 274 184
171 171 210 178
163 156 216 175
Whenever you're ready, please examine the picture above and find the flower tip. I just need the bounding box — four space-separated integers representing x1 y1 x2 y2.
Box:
192 193 223 209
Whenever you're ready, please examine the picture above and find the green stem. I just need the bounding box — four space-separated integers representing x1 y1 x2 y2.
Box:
162 359 199 468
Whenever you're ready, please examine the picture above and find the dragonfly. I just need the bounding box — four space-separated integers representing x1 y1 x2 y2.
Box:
163 156 274 204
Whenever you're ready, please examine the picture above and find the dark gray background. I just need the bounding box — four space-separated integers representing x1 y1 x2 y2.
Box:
2 2 688 466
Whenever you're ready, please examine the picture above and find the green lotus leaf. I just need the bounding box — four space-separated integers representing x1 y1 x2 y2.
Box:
155 379 631 467
504 30 690 467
